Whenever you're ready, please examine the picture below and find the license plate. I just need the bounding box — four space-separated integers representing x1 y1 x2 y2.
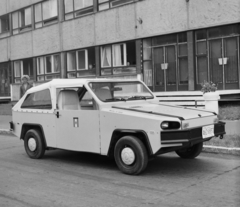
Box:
202 125 214 139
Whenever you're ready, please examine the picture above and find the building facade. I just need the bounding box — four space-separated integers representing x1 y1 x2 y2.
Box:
0 0 240 100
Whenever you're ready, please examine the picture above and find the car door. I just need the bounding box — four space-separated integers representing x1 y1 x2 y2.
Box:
55 89 100 153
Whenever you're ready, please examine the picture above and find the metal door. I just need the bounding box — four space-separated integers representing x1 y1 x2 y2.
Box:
209 37 239 90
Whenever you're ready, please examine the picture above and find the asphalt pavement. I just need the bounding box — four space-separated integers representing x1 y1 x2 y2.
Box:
0 134 239 207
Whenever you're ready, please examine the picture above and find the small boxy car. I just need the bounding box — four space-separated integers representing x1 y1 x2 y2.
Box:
11 79 225 175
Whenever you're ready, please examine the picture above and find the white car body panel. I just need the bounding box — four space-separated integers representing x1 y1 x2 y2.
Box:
11 78 225 159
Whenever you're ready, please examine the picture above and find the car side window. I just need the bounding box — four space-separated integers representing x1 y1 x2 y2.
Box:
21 89 52 109
80 91 95 110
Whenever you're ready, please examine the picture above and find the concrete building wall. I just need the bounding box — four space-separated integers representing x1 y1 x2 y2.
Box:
32 24 62 57
0 0 240 61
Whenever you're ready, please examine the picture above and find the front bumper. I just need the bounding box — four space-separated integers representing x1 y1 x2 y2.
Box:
160 121 226 147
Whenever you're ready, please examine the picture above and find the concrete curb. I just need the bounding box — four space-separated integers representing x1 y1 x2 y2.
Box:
0 129 14 136
203 145 240 156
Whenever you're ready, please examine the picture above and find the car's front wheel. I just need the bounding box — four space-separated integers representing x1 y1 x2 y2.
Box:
175 142 203 159
24 129 45 159
114 136 148 175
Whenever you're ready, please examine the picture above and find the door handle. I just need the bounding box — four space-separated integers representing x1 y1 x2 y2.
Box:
54 110 60 118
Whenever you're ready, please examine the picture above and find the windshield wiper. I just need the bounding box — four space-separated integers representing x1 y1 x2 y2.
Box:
127 96 153 100
105 97 127 102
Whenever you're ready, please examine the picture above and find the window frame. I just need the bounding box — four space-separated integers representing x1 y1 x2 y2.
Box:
98 0 135 11
100 41 137 76
34 0 59 29
0 14 10 34
37 53 61 82
13 58 34 83
64 0 94 20
21 89 52 110
12 6 32 34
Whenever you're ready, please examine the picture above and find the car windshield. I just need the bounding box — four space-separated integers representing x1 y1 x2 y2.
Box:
89 81 154 102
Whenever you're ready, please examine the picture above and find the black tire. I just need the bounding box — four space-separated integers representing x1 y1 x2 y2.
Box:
114 136 148 175
175 142 203 159
24 129 45 159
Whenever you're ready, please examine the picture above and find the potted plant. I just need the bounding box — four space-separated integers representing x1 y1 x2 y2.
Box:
201 81 220 114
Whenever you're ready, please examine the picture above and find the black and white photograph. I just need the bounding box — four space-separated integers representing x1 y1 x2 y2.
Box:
0 0 239 206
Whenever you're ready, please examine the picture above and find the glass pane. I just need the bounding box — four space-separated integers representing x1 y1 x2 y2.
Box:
101 46 112 67
77 50 86 70
113 44 125 66
75 0 93 10
154 47 164 86
22 58 33 76
143 39 152 60
25 7 32 25
21 89 52 109
126 41 136 65
65 13 74 20
178 32 187 43
0 15 9 33
178 44 187 56
209 39 222 83
111 0 133 7
35 3 42 22
143 61 153 87
225 37 238 83
12 12 19 29
166 46 176 85
101 68 112 75
37 57 44 75
43 0 58 20
196 29 207 40
179 57 188 84
53 55 60 72
88 47 95 69
99 3 109 11
197 56 208 83
37 76 45 81
67 73 76 78
152 34 177 46
99 0 109 3
209 25 240 39
45 56 52 73
197 41 207 55
14 61 21 77
64 0 73 13
67 51 76 71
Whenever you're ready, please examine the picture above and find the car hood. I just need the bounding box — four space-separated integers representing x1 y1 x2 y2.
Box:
112 102 215 120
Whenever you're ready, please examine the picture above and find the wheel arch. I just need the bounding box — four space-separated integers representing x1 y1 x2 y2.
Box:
107 129 153 158
20 124 47 148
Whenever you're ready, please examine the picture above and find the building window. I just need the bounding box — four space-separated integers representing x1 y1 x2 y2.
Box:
14 58 33 83
67 47 96 78
100 41 136 76
34 0 58 28
98 0 134 11
12 7 32 34
143 32 188 91
37 54 61 81
0 14 10 34
195 24 240 90
64 0 94 20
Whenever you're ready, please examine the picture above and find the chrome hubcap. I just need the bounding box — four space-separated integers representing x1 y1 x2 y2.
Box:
121 147 135 165
28 138 37 151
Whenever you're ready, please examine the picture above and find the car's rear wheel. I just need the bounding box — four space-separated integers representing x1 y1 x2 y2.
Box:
114 136 148 175
24 129 45 159
175 142 203 159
